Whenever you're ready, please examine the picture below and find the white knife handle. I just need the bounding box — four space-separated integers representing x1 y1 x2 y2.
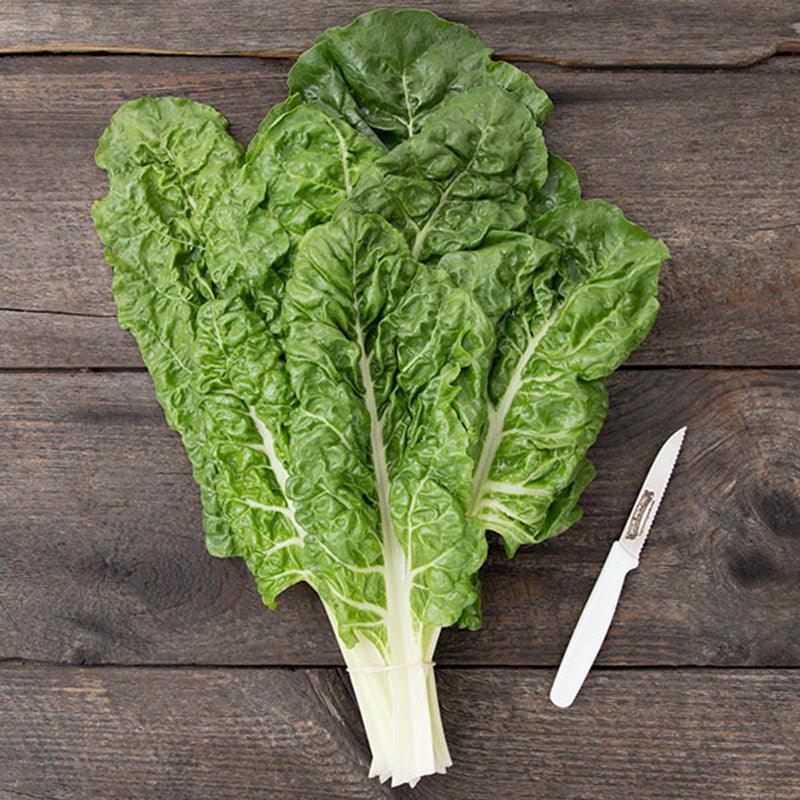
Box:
550 541 639 708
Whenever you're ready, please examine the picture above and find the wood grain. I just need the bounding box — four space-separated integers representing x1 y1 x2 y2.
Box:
2 369 798 667
0 665 797 799
0 0 798 66
2 55 799 368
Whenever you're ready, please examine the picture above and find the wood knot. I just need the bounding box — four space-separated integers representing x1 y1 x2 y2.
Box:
756 488 800 540
726 547 777 587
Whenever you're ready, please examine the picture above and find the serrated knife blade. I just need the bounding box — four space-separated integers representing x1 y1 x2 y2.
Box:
619 425 686 560
549 426 686 709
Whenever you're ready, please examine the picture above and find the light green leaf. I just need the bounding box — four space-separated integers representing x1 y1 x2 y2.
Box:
93 97 256 552
247 95 384 236
529 153 582 219
192 296 309 602
468 199 668 554
282 211 493 648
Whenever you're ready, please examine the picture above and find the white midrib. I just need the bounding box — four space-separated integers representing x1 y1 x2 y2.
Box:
468 310 559 515
411 172 462 260
248 405 306 542
326 119 352 194
354 320 416 659
353 318 441 783
410 96 494 261
400 69 415 139
469 239 633 516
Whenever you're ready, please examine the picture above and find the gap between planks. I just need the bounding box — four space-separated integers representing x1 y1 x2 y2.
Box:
2 366 800 374
0 44 799 69
2 661 800 671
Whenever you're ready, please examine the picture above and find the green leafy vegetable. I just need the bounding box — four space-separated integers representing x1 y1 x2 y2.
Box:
288 7 552 146
467 200 665 554
93 8 668 787
346 85 549 261
93 93 380 569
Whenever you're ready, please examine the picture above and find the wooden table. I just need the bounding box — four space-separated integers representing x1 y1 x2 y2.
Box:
1 2 799 797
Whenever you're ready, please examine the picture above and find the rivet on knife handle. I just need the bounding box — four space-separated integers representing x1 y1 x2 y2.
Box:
549 427 686 708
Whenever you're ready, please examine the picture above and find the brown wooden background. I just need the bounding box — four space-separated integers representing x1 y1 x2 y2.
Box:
1 2 799 798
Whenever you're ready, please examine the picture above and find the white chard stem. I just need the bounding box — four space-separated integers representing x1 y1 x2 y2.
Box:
331 321 451 786
324 605 450 787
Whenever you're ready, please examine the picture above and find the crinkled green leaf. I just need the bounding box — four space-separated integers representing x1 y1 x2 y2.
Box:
468 200 668 554
247 95 384 236
92 95 379 576
530 153 582 219
192 296 307 604
93 97 256 553
437 232 557 327
288 8 552 147
282 210 494 647
346 85 549 262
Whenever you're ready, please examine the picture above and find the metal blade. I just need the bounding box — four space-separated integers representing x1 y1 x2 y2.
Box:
618 426 686 560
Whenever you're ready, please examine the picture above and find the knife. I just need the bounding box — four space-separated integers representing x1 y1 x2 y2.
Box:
549 426 687 709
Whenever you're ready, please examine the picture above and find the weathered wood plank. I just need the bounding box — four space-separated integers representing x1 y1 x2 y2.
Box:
0 666 797 799
2 370 798 667
0 310 138 367
1 0 798 66
1 55 799 368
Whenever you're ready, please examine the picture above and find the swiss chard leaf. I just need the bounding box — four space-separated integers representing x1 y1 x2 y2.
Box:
346 85 549 262
468 200 668 554
288 8 552 147
530 153 582 219
92 95 380 577
282 210 494 647
247 95 383 237
93 97 265 554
